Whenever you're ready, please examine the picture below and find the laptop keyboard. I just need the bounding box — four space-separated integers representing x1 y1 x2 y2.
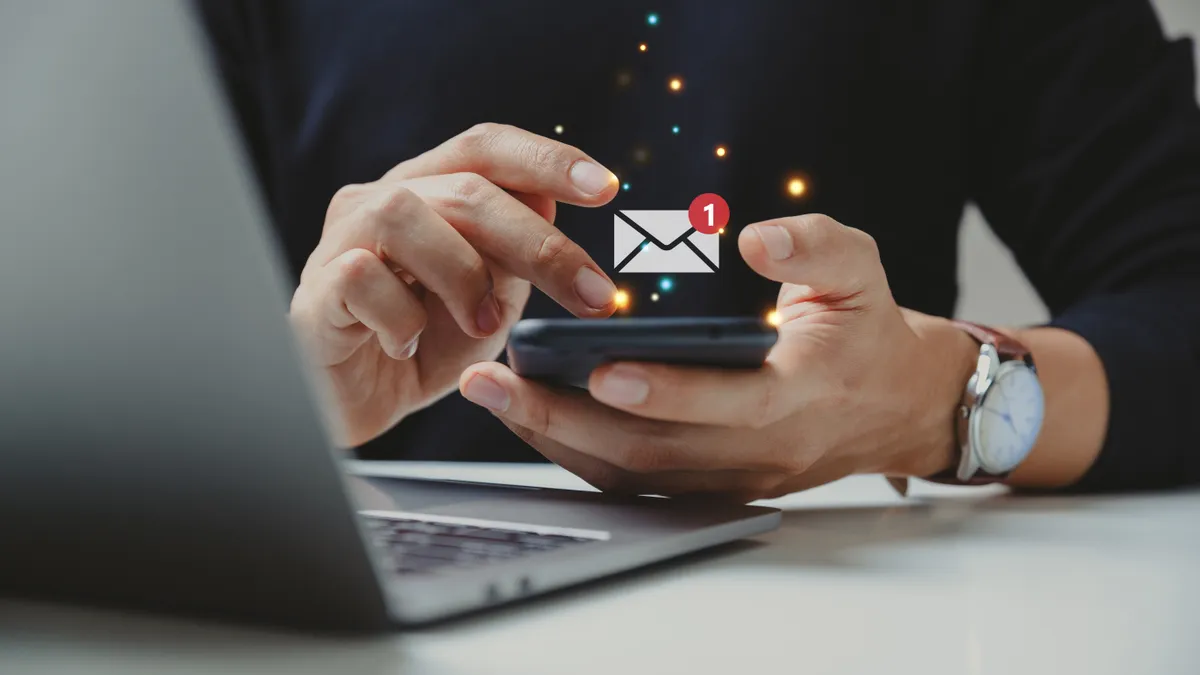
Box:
361 513 603 575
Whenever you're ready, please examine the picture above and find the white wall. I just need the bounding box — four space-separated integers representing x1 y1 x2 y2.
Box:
955 0 1199 325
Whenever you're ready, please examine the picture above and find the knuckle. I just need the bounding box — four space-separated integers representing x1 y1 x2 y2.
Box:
330 183 368 206
325 183 370 224
533 231 577 271
527 397 554 438
793 213 840 248
457 122 506 155
447 172 497 208
371 186 423 225
331 249 379 288
460 253 491 293
852 228 882 261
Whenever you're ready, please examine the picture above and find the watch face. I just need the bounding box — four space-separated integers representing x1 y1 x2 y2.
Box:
973 362 1045 474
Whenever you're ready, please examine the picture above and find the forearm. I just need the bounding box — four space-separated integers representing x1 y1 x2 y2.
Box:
897 315 1109 489
1007 327 1108 488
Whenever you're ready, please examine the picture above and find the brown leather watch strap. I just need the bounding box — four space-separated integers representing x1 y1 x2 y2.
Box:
952 320 1031 359
926 468 1009 485
923 321 1032 487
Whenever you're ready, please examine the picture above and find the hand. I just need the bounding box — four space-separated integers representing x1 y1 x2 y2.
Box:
289 124 620 447
458 214 978 502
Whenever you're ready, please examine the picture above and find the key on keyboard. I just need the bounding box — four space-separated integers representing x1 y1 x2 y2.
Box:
361 514 602 575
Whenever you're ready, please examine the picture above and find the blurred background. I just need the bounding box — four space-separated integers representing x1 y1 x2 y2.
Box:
959 0 1199 325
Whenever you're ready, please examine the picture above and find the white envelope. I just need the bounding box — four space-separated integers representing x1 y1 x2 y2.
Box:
613 210 719 273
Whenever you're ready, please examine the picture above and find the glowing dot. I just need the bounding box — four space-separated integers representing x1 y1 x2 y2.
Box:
613 290 630 309
553 124 564 135
766 310 782 327
638 43 648 52
646 12 659 26
719 228 725 235
668 77 684 93
671 125 680 134
622 182 632 192
641 243 650 251
787 177 807 197
715 145 727 158
651 293 660 302
658 277 674 292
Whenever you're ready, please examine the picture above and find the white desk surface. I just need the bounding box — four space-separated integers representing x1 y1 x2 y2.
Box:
4 461 1200 675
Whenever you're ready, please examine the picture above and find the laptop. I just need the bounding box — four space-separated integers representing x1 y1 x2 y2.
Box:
0 0 780 630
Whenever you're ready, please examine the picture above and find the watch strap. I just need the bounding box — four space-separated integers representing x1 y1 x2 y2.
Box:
926 321 1033 487
952 320 1030 360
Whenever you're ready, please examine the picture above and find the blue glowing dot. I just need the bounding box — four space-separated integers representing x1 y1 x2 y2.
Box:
671 125 680 134
658 277 674 292
622 182 632 191
646 12 659 26
642 243 650 251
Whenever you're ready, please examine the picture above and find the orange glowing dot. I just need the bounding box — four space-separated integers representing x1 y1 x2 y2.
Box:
613 290 631 309
715 145 727 158
668 77 684 92
718 228 725 235
787 177 807 197
766 310 782 327
639 43 648 52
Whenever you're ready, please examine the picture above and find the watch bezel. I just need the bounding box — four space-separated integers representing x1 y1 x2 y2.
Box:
959 346 1041 479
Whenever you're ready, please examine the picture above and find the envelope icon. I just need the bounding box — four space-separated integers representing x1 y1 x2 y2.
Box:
613 210 719 273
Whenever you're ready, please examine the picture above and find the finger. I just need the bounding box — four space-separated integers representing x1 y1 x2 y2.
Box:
317 185 498 338
738 214 889 307
498 419 638 495
587 360 793 428
403 173 616 316
503 420 780 503
510 191 556 225
384 123 619 206
458 362 747 473
291 248 427 366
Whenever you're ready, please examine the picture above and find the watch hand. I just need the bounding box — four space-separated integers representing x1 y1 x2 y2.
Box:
983 407 1019 433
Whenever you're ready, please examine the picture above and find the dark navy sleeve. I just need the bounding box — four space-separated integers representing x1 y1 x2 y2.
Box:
968 0 1200 490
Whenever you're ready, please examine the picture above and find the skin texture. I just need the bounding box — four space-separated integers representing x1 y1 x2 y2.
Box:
289 124 620 447
458 214 1109 501
293 124 1109 500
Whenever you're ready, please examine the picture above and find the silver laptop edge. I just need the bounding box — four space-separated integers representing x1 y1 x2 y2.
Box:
0 0 780 629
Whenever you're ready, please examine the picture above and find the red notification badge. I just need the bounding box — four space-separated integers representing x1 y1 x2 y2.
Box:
688 193 729 235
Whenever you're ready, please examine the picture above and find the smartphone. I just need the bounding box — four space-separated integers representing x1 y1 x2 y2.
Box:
506 317 778 388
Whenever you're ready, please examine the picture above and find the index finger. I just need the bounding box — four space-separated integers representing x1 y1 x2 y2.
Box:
384 123 619 206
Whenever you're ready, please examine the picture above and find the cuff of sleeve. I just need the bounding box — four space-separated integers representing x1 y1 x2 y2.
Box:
1048 289 1198 492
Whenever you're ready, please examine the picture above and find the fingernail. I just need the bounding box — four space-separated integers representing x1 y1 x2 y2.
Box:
462 374 510 412
594 365 650 406
573 267 617 310
753 224 794 261
399 335 419 359
476 292 502 334
569 160 616 196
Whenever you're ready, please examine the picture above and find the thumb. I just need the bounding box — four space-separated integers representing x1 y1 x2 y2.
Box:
738 214 891 307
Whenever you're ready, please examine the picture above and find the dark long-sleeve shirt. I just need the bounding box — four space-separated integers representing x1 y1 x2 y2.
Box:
197 0 1200 491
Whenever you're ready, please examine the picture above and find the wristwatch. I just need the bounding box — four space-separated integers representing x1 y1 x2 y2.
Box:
928 321 1046 485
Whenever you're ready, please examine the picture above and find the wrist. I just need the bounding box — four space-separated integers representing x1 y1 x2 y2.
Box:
886 312 979 478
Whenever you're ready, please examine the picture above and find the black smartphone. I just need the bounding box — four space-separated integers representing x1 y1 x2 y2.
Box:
506 317 778 388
